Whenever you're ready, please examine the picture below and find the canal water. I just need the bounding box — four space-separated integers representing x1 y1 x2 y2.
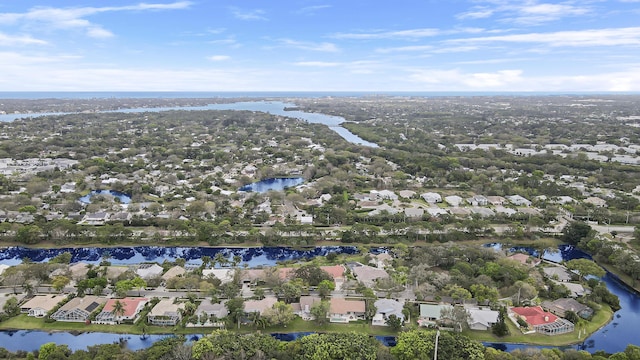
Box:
0 244 637 354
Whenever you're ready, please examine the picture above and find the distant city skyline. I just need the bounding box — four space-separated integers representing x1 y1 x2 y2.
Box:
1 1 639 92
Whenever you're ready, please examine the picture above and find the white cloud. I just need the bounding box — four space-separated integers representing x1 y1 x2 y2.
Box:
207 55 230 61
277 39 339 52
0 32 47 46
450 27 640 47
332 28 440 40
409 68 523 88
457 1 592 25
295 5 331 14
293 61 340 67
229 7 267 21
0 2 192 39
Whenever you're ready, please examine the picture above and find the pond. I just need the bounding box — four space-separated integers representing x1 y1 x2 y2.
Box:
238 177 304 193
78 190 132 204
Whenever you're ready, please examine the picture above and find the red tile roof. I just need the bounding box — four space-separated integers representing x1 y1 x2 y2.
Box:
511 306 557 326
103 298 148 318
320 265 345 279
330 298 365 314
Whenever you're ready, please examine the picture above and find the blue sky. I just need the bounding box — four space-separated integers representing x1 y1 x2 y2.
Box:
1 1 639 92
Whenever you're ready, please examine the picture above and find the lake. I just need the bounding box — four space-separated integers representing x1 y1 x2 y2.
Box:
1 101 379 147
238 177 304 193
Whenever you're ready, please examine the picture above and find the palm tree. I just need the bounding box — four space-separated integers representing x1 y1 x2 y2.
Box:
112 300 126 323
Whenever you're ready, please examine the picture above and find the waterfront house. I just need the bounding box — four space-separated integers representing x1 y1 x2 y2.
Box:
136 263 163 279
95 297 148 325
202 268 235 284
372 299 405 326
466 306 499 331
541 298 593 319
543 266 573 282
328 298 365 323
350 263 389 288
147 298 183 326
294 296 322 321
418 303 453 327
195 299 228 322
21 295 65 317
161 266 186 282
244 296 278 315
51 295 106 322
509 306 574 335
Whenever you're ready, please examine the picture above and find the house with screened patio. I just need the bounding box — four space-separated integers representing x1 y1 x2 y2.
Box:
51 295 106 322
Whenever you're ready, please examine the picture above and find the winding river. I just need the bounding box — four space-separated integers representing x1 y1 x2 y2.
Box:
0 101 379 147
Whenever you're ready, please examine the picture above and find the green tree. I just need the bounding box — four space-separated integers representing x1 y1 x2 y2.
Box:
294 332 379 360
561 221 592 245
310 301 330 325
38 342 70 360
112 300 126 322
492 306 509 337
566 258 606 281
293 265 333 286
317 279 335 299
386 314 403 331
225 297 245 329
52 275 70 293
130 277 146 297
263 301 295 327
2 296 19 316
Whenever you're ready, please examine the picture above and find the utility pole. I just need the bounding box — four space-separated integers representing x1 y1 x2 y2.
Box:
433 330 440 360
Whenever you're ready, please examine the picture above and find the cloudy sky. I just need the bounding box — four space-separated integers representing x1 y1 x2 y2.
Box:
1 0 640 92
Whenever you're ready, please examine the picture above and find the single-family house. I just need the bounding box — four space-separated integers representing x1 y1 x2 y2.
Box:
95 297 149 324
82 212 110 225
541 298 593 319
21 295 65 317
507 195 532 207
136 263 163 279
202 269 235 284
320 265 346 289
543 267 573 282
0 264 10 276
421 192 442 204
556 281 590 298
509 306 574 335
369 253 393 269
487 196 506 206
51 295 106 322
468 195 489 206
68 263 90 280
426 208 449 217
398 190 417 199
372 190 398 201
195 299 228 320
295 296 322 320
507 253 541 267
418 303 453 327
244 296 278 315
444 195 463 207
584 197 607 207
328 298 366 323
372 299 405 326
404 208 424 218
351 264 390 288
466 307 499 331
162 266 186 282
147 298 184 326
